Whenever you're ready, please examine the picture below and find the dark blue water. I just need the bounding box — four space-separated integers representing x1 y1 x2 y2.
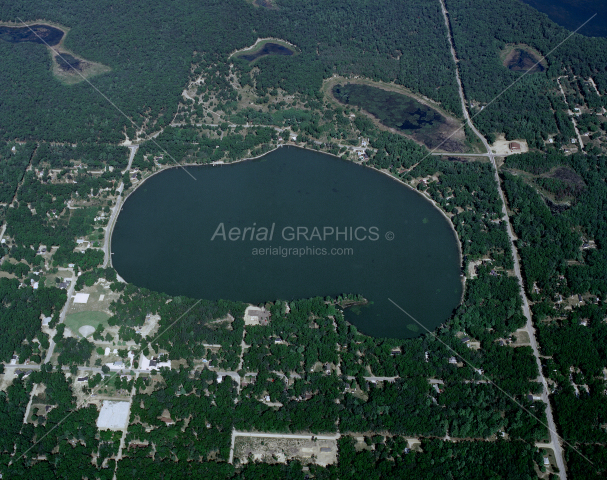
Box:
522 0 607 37
0 24 64 46
112 147 462 339
239 42 294 62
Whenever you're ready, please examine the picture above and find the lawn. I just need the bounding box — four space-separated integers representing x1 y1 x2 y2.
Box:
65 311 110 337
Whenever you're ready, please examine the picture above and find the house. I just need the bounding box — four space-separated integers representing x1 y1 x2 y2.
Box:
139 353 171 371
578 294 583 303
390 347 401 356
448 357 458 364
159 416 175 426
77 376 89 382
509 142 521 151
580 319 588 327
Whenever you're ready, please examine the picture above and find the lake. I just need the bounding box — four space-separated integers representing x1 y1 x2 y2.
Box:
0 24 64 46
111 147 462 339
522 0 607 37
238 42 294 62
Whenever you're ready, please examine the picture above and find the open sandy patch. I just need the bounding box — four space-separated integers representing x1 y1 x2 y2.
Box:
490 134 528 155
79 325 95 337
96 401 131 430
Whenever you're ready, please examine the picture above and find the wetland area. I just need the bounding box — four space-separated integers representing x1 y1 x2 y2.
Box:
0 24 64 46
111 147 462 339
331 83 466 151
501 45 546 73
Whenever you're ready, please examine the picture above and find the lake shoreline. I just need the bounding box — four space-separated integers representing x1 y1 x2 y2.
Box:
112 145 465 337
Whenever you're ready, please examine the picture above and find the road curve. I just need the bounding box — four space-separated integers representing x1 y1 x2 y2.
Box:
103 145 138 268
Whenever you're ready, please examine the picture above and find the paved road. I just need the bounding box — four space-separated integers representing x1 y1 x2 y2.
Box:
431 152 490 157
439 1 566 477
103 145 138 268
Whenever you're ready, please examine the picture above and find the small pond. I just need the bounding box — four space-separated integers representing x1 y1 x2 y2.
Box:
0 24 64 46
238 42 294 62
505 48 545 73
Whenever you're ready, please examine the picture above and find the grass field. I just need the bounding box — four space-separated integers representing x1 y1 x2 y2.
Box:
65 311 110 337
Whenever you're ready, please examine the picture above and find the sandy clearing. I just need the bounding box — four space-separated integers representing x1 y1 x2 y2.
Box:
79 325 95 337
490 135 528 155
96 401 131 430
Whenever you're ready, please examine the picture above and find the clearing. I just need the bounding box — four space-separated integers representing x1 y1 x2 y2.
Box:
490 134 529 155
96 400 131 430
234 436 337 466
65 310 110 338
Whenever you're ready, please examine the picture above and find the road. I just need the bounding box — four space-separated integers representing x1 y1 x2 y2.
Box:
556 77 585 152
103 145 138 268
431 152 490 157
43 270 77 363
112 373 139 480
439 1 567 477
22 383 37 424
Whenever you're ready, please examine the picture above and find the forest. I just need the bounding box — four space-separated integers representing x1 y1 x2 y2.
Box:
445 0 607 148
1 0 607 477
502 151 607 474
0 0 463 144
